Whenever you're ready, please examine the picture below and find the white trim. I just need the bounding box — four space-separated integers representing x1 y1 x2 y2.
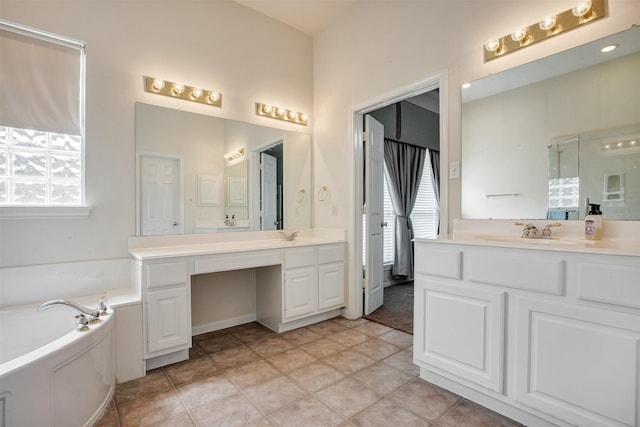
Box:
349 70 449 319
0 205 93 220
0 19 85 49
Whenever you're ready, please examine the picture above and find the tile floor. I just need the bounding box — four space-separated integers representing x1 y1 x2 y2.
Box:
96 317 522 426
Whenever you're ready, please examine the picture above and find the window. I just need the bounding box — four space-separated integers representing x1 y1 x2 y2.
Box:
0 20 88 216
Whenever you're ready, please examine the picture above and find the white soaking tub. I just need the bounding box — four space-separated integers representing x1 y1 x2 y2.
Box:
0 302 115 426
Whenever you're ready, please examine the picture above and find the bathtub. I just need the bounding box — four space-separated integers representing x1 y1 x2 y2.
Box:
0 301 115 426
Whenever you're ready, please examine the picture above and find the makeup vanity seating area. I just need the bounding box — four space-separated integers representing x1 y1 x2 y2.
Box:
413 220 640 427
129 228 346 370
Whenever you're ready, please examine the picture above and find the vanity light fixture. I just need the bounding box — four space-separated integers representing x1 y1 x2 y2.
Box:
255 102 308 126
601 136 640 153
483 0 605 62
224 148 245 161
144 76 222 107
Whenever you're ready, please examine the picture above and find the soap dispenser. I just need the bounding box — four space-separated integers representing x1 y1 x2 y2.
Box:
585 203 603 240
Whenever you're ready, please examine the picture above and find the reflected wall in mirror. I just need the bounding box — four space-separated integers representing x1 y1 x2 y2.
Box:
461 27 640 220
135 103 311 235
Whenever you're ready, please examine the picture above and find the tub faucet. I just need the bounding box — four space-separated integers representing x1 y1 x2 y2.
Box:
38 299 102 321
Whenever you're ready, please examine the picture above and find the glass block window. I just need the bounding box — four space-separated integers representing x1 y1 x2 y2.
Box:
0 126 82 205
548 177 579 209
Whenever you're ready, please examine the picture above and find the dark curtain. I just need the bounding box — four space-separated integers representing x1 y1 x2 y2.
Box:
429 149 440 235
383 138 426 279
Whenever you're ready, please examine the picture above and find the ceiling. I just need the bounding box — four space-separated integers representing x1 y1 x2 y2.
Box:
233 0 359 36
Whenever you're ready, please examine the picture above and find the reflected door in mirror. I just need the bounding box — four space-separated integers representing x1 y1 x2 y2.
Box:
140 154 182 235
261 152 278 230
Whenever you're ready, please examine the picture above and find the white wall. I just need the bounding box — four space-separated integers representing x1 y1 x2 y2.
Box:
312 0 640 316
0 0 312 267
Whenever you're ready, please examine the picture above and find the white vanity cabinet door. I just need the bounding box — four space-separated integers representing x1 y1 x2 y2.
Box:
515 297 640 427
283 267 317 320
146 286 191 354
318 263 345 310
414 277 505 393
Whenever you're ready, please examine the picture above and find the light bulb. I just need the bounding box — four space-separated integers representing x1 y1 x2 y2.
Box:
617 142 624 148
485 38 501 52
604 144 611 150
300 113 308 122
191 88 203 99
601 44 618 53
630 140 637 146
209 92 220 103
511 27 527 42
262 104 273 114
572 1 592 17
276 108 286 116
152 78 165 91
539 15 557 31
172 83 185 95
287 111 298 120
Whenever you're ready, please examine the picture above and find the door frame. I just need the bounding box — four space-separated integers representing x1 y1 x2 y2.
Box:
348 71 449 319
136 151 185 236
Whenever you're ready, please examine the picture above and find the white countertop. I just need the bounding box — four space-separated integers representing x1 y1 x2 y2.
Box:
129 228 346 260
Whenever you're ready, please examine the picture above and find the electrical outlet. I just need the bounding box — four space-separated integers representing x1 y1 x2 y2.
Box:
449 161 460 179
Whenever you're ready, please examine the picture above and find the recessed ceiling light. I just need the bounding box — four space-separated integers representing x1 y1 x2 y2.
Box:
601 44 618 53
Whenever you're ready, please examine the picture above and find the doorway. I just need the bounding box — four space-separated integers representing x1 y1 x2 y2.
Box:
258 142 284 230
351 72 449 322
138 153 184 235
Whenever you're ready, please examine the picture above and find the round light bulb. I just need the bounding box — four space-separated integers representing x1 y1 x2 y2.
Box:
276 108 286 116
630 140 637 146
617 142 624 148
601 44 618 53
511 27 527 42
572 1 592 17
604 144 611 150
300 113 308 122
172 83 185 95
191 88 203 99
262 104 273 114
287 111 298 120
209 92 220 103
152 78 165 91
539 15 557 31
485 38 501 52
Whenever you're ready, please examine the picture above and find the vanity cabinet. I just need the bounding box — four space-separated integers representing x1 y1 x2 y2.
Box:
414 240 640 427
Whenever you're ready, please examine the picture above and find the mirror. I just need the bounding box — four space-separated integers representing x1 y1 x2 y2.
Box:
461 27 640 220
135 103 311 235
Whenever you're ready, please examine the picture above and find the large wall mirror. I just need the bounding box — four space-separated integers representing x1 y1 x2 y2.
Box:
462 26 640 220
135 103 312 235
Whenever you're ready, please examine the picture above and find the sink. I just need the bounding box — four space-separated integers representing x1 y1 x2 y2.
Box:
474 236 589 247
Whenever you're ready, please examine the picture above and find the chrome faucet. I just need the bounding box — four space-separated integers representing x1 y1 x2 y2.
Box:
38 298 104 321
515 222 562 239
224 214 236 226
541 222 562 239
279 230 299 241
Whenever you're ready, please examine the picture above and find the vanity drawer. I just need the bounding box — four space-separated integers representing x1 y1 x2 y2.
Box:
146 261 189 289
284 248 316 269
318 244 344 265
467 252 564 295
414 245 461 279
577 263 640 309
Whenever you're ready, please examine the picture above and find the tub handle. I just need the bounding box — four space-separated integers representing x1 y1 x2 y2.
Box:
75 314 90 332
97 296 110 316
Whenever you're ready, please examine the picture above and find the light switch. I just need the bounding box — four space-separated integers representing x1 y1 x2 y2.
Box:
449 161 460 179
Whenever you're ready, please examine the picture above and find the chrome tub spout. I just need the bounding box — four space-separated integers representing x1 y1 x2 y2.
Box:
38 299 101 319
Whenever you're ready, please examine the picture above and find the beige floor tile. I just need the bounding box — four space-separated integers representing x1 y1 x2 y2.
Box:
177 373 239 409
225 359 281 389
198 333 244 354
350 398 429 427
286 360 346 393
232 324 277 344
388 379 460 422
378 329 414 348
244 376 308 414
351 362 415 395
93 407 118 427
248 417 274 426
210 344 261 370
190 393 262 427
315 378 382 419
300 337 347 358
382 348 420 377
267 347 317 372
433 399 523 427
153 413 196 426
322 349 376 375
268 396 345 426
352 338 401 360
279 327 322 346
164 355 220 386
354 321 395 337
249 336 295 357
189 343 207 359
118 390 186 426
306 319 350 335
115 369 173 405
328 329 372 347
332 317 368 329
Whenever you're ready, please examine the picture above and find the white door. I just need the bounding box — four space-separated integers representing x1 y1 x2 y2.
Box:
261 152 278 230
140 155 182 235
364 115 385 315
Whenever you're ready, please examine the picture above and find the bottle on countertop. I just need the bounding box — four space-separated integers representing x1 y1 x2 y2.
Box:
585 203 603 240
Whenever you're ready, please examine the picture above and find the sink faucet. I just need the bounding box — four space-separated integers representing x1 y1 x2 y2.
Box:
279 230 299 241
224 214 236 226
514 222 542 239
541 222 562 239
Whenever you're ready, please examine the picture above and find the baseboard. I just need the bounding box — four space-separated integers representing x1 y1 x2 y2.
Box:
191 313 257 336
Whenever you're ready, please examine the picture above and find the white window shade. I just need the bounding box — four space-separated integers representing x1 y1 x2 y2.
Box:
0 22 84 136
